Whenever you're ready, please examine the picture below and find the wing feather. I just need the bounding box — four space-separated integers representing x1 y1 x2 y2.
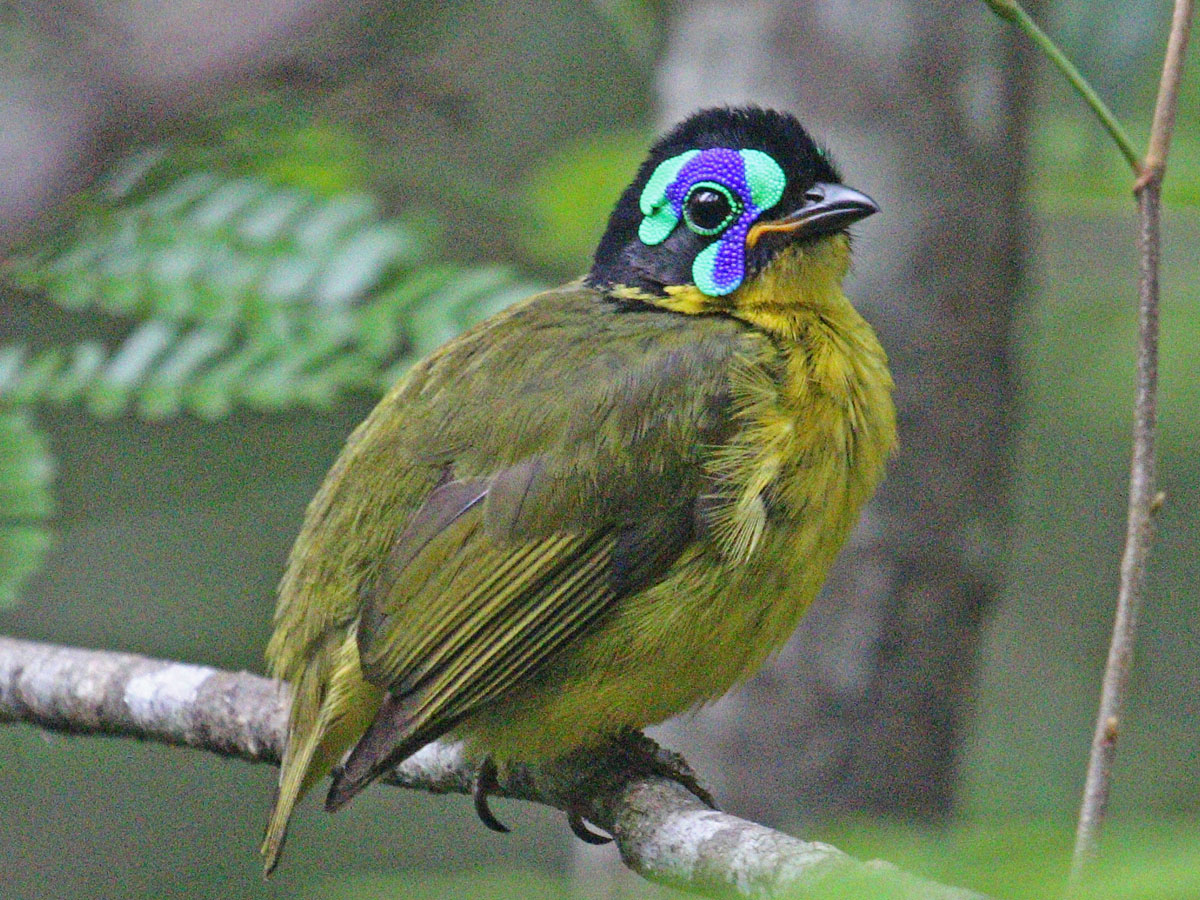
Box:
330 497 621 805
268 282 764 859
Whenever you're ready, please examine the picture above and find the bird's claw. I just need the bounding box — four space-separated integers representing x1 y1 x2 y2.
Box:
473 756 511 834
613 728 717 810
567 807 612 845
473 732 715 844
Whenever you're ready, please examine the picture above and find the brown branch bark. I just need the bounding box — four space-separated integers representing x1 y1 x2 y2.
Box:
1068 0 1193 888
0 634 987 900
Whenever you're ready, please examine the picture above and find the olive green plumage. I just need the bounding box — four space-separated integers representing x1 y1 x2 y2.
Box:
261 106 896 872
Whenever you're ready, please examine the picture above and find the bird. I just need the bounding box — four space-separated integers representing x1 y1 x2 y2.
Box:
260 105 896 873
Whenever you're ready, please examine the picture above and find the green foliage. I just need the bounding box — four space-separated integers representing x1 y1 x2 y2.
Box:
295 820 1200 900
0 113 536 605
1033 119 1200 210
812 819 1200 900
140 96 376 197
3 152 530 420
518 128 653 274
305 868 583 900
0 411 54 607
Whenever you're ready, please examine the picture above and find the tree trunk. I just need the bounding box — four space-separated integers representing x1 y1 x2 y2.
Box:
647 0 1034 829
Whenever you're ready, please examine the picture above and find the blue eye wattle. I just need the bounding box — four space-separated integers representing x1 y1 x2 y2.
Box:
638 147 787 296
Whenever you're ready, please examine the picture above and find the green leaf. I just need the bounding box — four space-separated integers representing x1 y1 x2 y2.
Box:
518 128 653 273
0 411 55 608
5 146 532 418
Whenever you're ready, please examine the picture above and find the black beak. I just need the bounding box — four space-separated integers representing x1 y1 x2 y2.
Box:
746 182 879 247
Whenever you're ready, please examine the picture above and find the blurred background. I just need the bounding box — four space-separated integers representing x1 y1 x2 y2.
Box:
0 1 1197 898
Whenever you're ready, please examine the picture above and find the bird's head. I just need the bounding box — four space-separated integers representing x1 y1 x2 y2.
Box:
588 106 877 319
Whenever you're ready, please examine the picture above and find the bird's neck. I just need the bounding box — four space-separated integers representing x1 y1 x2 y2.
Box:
730 236 896 515
609 236 872 349
727 237 858 341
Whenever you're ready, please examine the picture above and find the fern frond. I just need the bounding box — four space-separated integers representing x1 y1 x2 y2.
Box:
5 154 535 418
0 410 54 608
0 126 537 606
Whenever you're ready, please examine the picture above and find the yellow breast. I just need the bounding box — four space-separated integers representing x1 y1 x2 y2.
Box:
464 238 896 762
710 237 896 567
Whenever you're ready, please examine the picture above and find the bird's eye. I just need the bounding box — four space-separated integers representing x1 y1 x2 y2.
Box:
683 182 740 236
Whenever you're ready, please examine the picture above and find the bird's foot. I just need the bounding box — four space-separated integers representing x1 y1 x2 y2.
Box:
472 732 716 844
550 729 718 846
474 754 613 843
593 728 717 809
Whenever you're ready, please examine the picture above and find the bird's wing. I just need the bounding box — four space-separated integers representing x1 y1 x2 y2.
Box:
323 285 757 806
327 478 695 808
357 472 698 702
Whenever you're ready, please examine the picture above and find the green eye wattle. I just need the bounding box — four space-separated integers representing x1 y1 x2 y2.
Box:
683 181 741 236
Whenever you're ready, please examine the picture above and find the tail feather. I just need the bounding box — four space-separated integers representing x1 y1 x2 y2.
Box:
260 632 382 876
260 712 322 875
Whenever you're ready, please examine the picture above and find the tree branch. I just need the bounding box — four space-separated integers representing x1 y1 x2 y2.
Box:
1137 0 1194 189
1069 0 1192 888
0 634 986 899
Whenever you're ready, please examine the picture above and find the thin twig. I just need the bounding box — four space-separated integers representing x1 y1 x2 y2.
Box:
982 0 1141 171
1067 185 1162 891
1138 0 1195 190
983 0 1194 889
1068 0 1192 889
0 635 989 900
